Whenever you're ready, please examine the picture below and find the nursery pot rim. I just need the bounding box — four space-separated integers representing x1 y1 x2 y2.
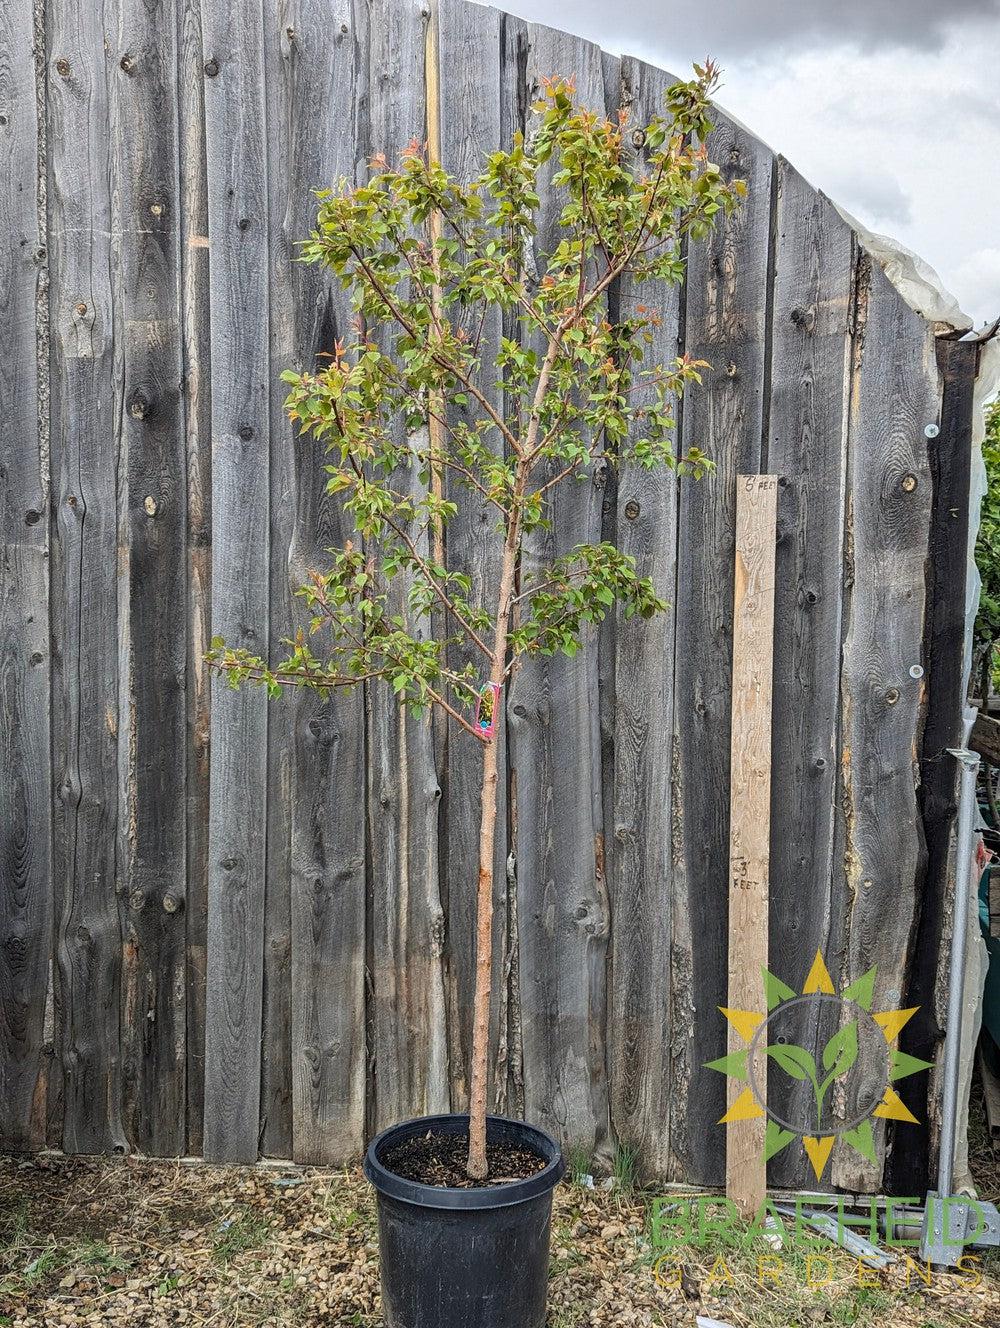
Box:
363 1112 565 1211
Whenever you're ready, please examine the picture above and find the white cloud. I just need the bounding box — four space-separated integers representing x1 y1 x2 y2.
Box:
498 0 1000 327
952 249 1000 324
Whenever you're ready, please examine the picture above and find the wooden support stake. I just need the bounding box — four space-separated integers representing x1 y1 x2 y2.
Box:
726 474 778 1216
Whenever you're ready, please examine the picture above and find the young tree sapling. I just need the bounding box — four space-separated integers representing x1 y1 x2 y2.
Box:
208 64 744 1179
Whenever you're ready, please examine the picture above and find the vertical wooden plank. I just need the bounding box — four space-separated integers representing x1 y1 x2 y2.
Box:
831 256 938 1192
889 338 979 1196
766 162 854 1190
201 0 270 1164
671 108 774 1185
497 8 529 1121
435 0 508 1118
110 0 188 1158
0 0 51 1152
177 0 211 1158
47 0 127 1157
726 474 777 1217
608 55 682 1180
265 0 369 1164
367 0 450 1132
507 23 613 1161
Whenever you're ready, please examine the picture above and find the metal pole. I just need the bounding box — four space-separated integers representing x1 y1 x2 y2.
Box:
937 748 981 1199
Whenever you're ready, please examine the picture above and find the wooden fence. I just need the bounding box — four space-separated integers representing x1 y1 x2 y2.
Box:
0 0 978 1191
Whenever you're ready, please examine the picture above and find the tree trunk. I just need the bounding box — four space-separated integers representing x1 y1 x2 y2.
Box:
466 726 501 1179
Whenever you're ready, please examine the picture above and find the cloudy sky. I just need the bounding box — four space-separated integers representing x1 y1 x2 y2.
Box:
501 0 1000 327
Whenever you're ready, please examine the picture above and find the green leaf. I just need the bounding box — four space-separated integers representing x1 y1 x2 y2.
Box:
764 1043 817 1083
763 1119 796 1162
703 1050 748 1081
762 968 797 1011
842 966 877 1011
842 1119 877 1164
821 1021 859 1080
889 1050 934 1082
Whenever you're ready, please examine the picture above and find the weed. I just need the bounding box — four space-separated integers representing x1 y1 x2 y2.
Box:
564 1144 592 1186
211 1210 272 1265
611 1142 640 1196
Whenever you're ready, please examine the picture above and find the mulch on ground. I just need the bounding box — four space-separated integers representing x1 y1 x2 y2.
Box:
1 1143 999 1327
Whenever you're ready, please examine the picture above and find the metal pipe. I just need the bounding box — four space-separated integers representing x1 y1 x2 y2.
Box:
937 748 981 1198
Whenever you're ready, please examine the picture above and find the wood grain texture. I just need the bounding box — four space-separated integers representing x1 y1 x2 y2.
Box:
726 475 777 1216
201 0 270 1164
765 162 854 1189
508 22 613 1161
0 0 51 1152
48 0 127 1156
607 54 683 1180
177 0 212 1158
497 8 529 1122
435 0 509 1118
266 0 369 1164
671 105 774 1186
367 0 450 1132
889 337 978 1195
831 255 938 1191
111 0 188 1158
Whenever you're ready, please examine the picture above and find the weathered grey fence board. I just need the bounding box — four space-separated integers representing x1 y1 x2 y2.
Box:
201 0 271 1164
367 0 451 1133
268 0 369 1165
435 0 510 1116
671 106 775 1185
765 162 854 1189
831 259 939 1191
497 9 529 1122
259 2 298 1166
509 22 613 1159
0 0 51 1153
608 55 683 1180
177 0 212 1159
111 0 188 1159
48 0 127 1157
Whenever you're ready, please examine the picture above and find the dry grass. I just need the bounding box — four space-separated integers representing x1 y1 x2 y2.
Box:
0 1149 998 1327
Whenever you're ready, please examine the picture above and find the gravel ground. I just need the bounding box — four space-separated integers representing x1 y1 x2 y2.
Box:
1 1145 999 1327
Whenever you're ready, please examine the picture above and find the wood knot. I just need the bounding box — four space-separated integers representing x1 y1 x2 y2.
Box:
55 58 71 77
119 53 135 74
204 57 220 77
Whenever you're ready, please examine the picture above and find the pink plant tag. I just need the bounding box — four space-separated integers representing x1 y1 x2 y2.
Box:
475 682 500 739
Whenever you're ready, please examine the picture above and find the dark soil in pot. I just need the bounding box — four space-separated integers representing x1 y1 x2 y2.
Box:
381 1129 548 1188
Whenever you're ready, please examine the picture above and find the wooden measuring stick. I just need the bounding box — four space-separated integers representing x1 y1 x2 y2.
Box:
726 474 778 1216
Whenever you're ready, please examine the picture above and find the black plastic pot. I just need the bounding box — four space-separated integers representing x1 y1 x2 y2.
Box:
363 1113 564 1328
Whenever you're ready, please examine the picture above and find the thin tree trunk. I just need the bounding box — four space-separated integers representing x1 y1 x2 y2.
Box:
467 335 563 1179
466 483 526 1179
467 723 501 1178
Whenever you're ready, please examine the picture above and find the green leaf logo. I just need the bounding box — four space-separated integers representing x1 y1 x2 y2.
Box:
764 1043 816 1082
821 1020 859 1085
